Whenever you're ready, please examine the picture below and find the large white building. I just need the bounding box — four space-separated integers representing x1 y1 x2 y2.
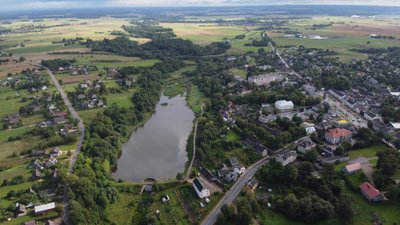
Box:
248 73 284 86
274 100 294 111
193 178 210 199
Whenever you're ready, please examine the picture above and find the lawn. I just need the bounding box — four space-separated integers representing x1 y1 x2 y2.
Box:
0 165 31 183
343 186 400 225
0 135 44 163
20 114 45 126
107 191 141 225
348 145 390 160
78 108 105 124
230 68 247 78
106 91 134 108
226 129 241 142
0 127 32 143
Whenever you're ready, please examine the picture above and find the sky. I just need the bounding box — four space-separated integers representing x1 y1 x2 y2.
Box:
0 0 400 11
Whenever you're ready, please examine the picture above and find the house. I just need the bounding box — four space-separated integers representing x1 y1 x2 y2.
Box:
364 112 379 121
34 202 55 215
33 159 44 170
193 178 210 199
79 83 88 89
224 171 239 183
217 163 229 179
258 115 277 124
46 157 57 167
275 151 297 166
50 148 62 157
24 221 38 225
144 184 153 193
52 111 67 118
360 182 384 202
297 139 316 154
305 126 316 135
53 116 66 124
228 157 239 168
45 219 61 225
343 162 362 174
32 168 42 179
247 177 259 190
15 203 27 216
390 122 400 131
329 89 346 101
325 128 352 144
274 100 294 111
3 113 20 126
244 138 269 157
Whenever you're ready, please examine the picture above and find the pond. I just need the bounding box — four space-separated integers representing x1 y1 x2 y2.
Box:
112 93 195 182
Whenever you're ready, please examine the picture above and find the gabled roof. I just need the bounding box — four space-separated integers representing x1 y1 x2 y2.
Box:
360 182 381 200
345 162 361 172
325 128 352 138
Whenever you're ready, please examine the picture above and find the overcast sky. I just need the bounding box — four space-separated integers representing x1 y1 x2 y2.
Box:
0 0 399 11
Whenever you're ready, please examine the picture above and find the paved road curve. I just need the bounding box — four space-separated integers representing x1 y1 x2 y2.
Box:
200 137 308 225
29 63 85 225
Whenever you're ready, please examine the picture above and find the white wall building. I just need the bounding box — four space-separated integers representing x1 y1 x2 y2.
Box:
193 178 210 199
274 100 294 111
248 73 284 86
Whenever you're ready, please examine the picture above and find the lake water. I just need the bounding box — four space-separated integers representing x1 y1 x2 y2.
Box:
112 93 195 182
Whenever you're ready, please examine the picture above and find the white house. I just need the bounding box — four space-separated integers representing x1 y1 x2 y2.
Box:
274 100 294 111
275 151 297 166
305 126 316 135
193 178 210 199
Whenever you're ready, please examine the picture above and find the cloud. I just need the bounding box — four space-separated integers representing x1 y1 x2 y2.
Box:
0 0 400 11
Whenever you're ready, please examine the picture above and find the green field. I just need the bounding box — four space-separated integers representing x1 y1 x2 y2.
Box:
187 85 207 114
348 145 390 159
269 16 400 61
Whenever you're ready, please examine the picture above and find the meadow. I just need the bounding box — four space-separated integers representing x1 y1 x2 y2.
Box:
269 16 400 61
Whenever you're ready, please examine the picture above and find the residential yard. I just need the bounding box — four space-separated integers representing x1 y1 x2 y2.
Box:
0 135 44 164
107 183 220 225
78 108 105 124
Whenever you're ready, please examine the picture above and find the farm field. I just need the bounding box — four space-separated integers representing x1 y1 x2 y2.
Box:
161 23 269 53
269 16 400 61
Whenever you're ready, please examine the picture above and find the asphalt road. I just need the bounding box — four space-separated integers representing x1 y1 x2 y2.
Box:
200 137 308 225
29 63 85 225
46 67 85 225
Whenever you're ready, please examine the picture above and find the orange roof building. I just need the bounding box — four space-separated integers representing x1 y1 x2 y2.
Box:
325 128 352 144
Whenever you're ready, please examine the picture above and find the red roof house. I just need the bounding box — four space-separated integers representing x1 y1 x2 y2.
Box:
52 112 67 118
360 182 384 202
325 128 352 144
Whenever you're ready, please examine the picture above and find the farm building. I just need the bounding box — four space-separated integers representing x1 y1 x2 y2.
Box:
34 202 55 215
